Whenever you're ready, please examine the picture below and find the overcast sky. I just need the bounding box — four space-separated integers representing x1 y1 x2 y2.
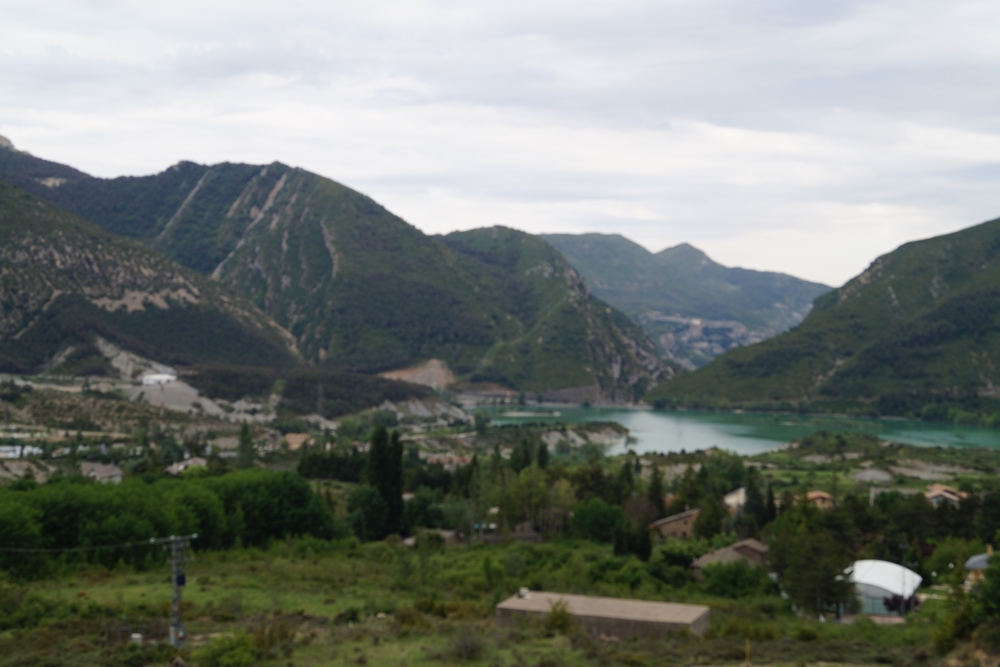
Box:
3 0 1000 286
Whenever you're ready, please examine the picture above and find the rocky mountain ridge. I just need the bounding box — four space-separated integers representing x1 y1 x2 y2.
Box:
542 233 831 368
0 138 668 401
0 179 299 376
646 213 1000 416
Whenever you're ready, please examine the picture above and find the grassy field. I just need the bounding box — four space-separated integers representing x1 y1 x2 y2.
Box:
1 537 947 667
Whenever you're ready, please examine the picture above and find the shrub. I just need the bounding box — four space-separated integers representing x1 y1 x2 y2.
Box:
701 561 775 599
195 631 257 667
347 485 388 542
572 498 623 543
973 618 1000 654
452 633 484 661
544 599 575 636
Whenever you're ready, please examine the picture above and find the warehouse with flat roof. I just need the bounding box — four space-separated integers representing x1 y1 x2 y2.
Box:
496 590 711 638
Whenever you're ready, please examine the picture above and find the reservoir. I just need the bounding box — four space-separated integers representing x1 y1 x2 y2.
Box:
479 406 1000 456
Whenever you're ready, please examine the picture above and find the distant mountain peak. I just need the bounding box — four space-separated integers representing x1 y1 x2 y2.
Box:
656 242 711 263
0 135 17 151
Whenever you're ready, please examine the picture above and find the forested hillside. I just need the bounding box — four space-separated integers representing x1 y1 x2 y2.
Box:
646 215 1000 417
0 139 668 399
0 181 299 376
543 234 830 368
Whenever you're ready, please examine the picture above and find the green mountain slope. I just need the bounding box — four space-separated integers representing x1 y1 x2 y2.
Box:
0 139 668 399
646 216 1000 416
542 234 831 368
0 180 299 376
442 228 670 399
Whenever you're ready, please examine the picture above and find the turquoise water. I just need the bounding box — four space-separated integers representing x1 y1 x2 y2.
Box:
479 406 1000 456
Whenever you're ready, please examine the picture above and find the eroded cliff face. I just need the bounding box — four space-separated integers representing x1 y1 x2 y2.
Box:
0 182 298 374
1 148 670 397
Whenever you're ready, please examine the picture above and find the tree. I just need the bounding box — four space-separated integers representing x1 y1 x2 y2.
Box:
978 549 1000 618
694 495 726 539
473 412 490 436
347 486 388 542
572 498 623 543
536 442 549 469
647 464 666 519
745 467 768 529
236 424 255 469
387 430 404 533
510 437 533 473
769 511 855 616
366 426 403 534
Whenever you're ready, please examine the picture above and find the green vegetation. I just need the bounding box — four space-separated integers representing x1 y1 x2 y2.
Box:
0 419 999 665
0 469 335 578
648 214 1000 418
0 144 667 398
0 180 298 375
543 234 830 367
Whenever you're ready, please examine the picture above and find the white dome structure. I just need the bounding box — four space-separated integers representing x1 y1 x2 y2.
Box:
847 559 922 616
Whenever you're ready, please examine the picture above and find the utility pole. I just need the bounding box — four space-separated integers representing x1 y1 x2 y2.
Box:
154 534 197 647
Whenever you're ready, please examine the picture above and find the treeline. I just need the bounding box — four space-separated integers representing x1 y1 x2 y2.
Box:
0 293 295 375
281 370 431 418
0 470 336 579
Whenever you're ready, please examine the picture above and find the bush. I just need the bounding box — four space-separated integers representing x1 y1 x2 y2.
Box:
572 498 623 543
544 599 575 636
974 618 1000 654
348 486 388 542
451 633 485 661
701 561 776 599
195 631 258 667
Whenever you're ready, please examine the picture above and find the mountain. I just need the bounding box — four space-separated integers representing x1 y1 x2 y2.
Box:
541 234 831 369
646 216 1000 417
0 180 299 376
442 228 669 399
0 138 669 400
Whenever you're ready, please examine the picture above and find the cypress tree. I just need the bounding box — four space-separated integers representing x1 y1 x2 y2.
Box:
766 483 777 523
237 423 255 469
647 464 666 519
745 467 768 527
366 426 404 535
386 430 404 533
367 425 389 488
536 442 549 469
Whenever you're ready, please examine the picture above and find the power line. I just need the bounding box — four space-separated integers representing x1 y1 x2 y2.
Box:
0 534 196 554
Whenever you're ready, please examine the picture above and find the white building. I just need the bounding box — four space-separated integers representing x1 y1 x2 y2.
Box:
141 373 177 386
848 559 922 616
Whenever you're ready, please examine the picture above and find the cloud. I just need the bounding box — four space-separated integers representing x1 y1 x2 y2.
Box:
2 0 1000 285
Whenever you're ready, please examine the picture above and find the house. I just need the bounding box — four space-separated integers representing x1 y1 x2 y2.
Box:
690 538 768 580
924 484 968 508
806 490 834 509
964 545 994 590
723 487 746 513
283 433 313 451
80 461 122 484
166 457 207 475
847 559 922 616
496 590 711 638
649 508 699 540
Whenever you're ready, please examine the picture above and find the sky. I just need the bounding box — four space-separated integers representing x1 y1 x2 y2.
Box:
3 1 1000 287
